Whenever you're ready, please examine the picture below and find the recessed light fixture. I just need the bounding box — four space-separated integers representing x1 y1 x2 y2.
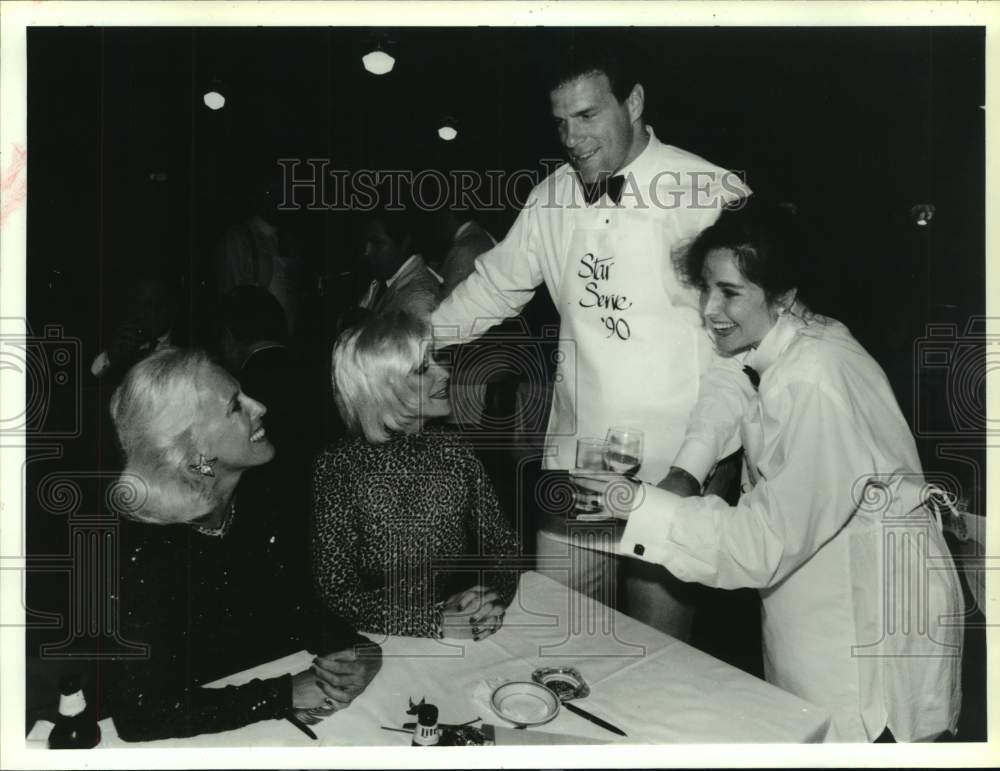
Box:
203 91 225 110
202 77 227 110
362 32 396 75
437 117 458 141
362 50 395 75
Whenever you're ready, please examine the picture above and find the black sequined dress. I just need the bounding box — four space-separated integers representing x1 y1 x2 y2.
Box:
106 470 362 742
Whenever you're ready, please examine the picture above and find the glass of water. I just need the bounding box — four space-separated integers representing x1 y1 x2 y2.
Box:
604 426 644 478
574 437 608 515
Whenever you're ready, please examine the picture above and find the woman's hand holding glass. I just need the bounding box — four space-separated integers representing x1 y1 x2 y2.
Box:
571 429 645 520
573 437 609 516
570 470 644 521
439 585 508 641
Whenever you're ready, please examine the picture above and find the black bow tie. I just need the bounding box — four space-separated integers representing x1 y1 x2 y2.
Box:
743 365 761 390
581 174 625 205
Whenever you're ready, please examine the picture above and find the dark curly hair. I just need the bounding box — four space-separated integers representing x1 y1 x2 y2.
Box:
677 198 809 306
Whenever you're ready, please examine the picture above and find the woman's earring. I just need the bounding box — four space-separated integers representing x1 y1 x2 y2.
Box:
189 454 218 477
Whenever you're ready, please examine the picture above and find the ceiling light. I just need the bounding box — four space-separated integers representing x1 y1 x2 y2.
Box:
202 77 227 110
438 115 458 142
203 90 225 110
362 49 395 75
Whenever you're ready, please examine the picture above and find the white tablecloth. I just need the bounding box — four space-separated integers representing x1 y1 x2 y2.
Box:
28 571 832 747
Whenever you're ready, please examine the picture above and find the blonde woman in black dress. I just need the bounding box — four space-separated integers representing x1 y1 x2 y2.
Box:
108 348 381 740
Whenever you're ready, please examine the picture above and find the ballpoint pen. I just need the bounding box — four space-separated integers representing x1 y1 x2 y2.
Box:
402 717 481 730
380 725 414 735
562 701 627 737
286 711 319 740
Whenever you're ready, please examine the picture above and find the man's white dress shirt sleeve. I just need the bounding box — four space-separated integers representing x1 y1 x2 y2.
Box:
621 379 875 589
431 196 546 345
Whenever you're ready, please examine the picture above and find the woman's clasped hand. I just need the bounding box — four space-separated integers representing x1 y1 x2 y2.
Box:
300 642 383 709
438 585 508 641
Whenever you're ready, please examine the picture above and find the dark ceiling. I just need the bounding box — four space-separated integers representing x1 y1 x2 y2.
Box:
26 26 985 352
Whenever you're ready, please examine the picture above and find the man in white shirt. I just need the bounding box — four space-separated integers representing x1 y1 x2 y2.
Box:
431 42 749 636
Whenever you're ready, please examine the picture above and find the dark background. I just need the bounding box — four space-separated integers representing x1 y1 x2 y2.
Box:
23 26 986 739
26 23 988 514
27 27 985 345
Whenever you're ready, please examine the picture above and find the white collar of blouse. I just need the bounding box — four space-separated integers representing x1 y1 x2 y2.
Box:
747 300 810 376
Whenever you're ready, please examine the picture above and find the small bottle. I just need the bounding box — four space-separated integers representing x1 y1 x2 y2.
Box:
48 673 101 749
410 703 439 746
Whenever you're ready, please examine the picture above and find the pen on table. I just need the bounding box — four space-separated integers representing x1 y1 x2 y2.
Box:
286 712 318 740
562 701 627 737
402 717 482 730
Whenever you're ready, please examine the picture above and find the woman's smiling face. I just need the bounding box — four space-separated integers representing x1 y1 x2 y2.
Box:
411 343 451 422
194 364 275 473
700 248 779 355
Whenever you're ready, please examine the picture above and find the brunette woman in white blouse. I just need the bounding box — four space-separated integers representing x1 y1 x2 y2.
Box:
576 201 964 742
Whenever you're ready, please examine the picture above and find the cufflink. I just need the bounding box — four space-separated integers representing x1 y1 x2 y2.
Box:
633 544 645 556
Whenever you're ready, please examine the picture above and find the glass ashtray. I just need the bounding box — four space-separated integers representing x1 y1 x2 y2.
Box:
531 666 590 701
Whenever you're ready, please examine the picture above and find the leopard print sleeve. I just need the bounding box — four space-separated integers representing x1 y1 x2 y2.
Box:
460 444 522 607
310 442 444 638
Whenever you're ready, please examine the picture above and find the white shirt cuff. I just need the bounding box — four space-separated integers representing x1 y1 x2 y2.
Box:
671 438 718 486
619 485 681 564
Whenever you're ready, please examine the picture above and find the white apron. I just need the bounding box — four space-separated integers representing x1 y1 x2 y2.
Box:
536 199 709 624
546 203 706 483
742 405 964 741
